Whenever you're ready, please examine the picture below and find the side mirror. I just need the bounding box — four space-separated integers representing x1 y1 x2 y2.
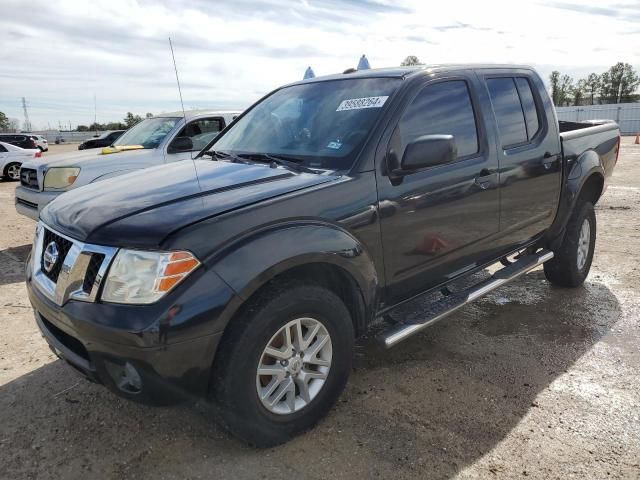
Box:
399 134 457 173
169 136 193 153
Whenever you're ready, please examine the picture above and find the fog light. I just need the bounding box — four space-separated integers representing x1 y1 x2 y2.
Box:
116 362 142 394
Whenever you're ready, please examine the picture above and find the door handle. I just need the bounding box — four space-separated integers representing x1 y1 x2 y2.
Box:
542 152 559 169
474 169 494 190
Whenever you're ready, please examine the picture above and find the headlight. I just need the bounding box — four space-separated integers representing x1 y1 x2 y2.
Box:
44 167 80 189
101 249 200 304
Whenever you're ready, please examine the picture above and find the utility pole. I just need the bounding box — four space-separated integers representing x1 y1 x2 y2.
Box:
94 93 97 134
21 97 32 132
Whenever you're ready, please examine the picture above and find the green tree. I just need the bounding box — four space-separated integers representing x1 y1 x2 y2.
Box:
145 112 153 118
584 73 601 105
0 111 9 131
571 79 586 106
549 71 561 105
77 125 89 132
123 112 143 128
600 62 639 104
401 55 423 66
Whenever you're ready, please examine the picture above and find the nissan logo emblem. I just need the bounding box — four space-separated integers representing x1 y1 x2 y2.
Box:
43 241 59 273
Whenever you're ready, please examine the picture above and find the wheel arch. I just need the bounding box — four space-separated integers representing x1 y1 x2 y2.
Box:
210 223 380 336
546 149 605 250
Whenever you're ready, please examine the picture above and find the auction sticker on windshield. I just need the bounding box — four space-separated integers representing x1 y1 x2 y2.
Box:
336 96 389 111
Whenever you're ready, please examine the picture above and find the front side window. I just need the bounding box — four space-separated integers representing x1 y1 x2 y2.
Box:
396 80 479 160
486 78 528 148
174 118 223 152
211 78 401 170
0 144 7 152
114 117 180 149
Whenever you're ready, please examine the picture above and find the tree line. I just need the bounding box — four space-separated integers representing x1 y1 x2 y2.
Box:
0 111 153 133
400 56 639 107
550 62 639 106
77 112 152 132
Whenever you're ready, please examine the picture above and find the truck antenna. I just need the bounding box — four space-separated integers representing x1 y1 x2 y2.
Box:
169 37 187 123
168 36 196 165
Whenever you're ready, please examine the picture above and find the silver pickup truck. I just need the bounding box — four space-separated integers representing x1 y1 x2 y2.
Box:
15 110 240 220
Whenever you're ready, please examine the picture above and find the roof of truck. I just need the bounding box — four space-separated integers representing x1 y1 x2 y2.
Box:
154 110 241 119
288 64 535 86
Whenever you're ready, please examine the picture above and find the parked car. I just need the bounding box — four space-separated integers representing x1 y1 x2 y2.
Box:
78 130 125 150
26 65 620 447
0 141 41 181
15 110 240 220
0 133 38 150
30 134 49 152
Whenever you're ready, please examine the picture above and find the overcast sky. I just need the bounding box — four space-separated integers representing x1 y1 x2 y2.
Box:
1 0 638 130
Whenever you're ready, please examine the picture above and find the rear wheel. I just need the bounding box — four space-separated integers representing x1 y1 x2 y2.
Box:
3 163 21 181
211 283 354 447
544 201 596 287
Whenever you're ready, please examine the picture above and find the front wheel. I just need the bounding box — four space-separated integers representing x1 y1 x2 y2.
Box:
211 283 354 446
544 201 596 287
3 162 21 181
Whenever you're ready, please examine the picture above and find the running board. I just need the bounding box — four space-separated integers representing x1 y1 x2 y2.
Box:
378 249 554 349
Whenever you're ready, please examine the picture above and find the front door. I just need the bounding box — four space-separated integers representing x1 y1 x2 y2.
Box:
378 76 501 305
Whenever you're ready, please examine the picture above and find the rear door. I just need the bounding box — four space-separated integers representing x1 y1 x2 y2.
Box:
481 71 562 248
377 74 501 304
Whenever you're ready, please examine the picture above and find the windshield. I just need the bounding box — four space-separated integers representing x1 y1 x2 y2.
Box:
114 117 180 149
211 78 400 170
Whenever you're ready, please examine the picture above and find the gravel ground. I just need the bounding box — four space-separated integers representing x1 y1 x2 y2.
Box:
1 137 639 479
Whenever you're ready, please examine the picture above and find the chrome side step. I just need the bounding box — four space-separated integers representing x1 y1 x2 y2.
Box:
378 249 554 348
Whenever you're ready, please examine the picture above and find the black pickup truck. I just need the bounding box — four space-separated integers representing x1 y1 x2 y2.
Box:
26 64 620 446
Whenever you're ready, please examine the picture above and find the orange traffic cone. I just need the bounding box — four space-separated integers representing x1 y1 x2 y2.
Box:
635 133 640 144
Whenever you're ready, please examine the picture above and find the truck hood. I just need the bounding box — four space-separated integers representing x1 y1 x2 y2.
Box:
40 159 337 247
20 148 158 180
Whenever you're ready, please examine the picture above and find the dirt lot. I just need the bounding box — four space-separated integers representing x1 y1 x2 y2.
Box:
1 138 639 479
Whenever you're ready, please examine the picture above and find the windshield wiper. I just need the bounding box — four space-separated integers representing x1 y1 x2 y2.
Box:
204 150 249 164
237 153 321 174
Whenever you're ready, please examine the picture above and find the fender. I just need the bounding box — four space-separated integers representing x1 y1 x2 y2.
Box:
210 222 379 333
545 149 604 249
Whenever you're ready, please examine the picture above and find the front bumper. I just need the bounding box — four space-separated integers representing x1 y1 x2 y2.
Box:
27 261 229 403
15 186 61 221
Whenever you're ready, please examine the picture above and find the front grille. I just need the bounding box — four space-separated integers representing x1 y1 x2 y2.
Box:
41 228 73 283
20 168 38 189
82 253 105 293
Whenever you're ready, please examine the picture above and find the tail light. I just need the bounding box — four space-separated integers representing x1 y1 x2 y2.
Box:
35 151 42 158
614 135 621 165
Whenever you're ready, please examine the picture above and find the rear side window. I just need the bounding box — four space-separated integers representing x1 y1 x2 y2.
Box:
0 144 7 152
514 77 540 140
397 80 479 160
487 78 528 148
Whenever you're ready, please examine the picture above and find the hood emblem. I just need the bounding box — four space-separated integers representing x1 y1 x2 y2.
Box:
43 241 60 273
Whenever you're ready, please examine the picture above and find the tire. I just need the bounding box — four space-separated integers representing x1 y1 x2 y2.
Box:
544 201 596 287
211 282 354 447
3 162 21 181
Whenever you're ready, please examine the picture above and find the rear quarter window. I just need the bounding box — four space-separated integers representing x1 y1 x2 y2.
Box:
514 77 541 140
